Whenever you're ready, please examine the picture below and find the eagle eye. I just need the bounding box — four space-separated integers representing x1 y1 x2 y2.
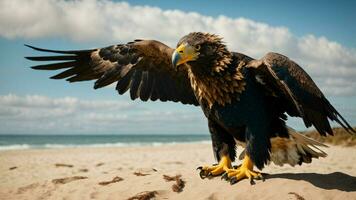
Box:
195 45 201 51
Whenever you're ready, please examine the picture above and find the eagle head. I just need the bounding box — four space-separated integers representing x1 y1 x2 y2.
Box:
172 32 232 74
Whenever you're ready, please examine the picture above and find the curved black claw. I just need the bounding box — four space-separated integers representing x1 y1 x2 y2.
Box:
197 166 220 179
221 172 229 181
261 174 265 182
249 178 256 185
207 172 217 180
199 170 207 179
230 177 238 185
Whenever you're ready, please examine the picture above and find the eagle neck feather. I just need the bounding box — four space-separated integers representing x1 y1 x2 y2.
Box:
187 56 246 109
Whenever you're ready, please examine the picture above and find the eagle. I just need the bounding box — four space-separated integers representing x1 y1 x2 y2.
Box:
26 32 355 184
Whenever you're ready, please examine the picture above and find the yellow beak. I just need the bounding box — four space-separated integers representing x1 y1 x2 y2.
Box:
172 43 199 68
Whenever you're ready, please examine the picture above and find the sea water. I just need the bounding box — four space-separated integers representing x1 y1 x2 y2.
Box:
0 134 210 150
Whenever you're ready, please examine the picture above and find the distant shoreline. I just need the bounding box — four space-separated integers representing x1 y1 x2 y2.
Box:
0 140 212 151
0 134 211 151
1 126 355 151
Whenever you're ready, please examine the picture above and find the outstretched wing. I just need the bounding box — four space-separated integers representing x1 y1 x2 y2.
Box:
247 52 355 136
26 40 198 106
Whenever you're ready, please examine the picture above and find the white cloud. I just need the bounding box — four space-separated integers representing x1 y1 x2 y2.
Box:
0 93 134 110
0 94 206 134
0 0 356 96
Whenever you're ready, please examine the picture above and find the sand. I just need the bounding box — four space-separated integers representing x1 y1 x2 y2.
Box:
1 143 356 200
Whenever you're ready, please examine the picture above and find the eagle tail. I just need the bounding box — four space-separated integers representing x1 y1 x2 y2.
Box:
238 128 327 167
269 128 327 167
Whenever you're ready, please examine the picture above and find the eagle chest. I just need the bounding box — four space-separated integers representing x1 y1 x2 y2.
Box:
188 69 246 108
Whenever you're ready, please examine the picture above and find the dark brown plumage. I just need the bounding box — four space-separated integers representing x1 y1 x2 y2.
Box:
26 40 197 105
26 32 355 184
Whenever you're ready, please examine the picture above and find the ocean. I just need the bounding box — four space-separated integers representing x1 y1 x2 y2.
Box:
0 134 211 150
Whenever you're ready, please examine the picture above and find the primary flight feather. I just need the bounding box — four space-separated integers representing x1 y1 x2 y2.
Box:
26 32 355 184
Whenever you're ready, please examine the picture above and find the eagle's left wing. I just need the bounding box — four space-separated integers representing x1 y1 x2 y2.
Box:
25 40 199 106
247 52 355 136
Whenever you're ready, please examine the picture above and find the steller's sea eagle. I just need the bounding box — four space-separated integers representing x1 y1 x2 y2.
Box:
26 32 355 184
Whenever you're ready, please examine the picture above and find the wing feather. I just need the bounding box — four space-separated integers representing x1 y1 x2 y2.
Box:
150 77 159 101
26 55 77 61
129 70 143 100
31 61 76 70
248 52 355 135
116 70 133 95
50 68 80 79
26 40 198 106
139 71 152 101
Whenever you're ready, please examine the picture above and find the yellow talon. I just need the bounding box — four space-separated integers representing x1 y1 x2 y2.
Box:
197 155 232 178
225 154 263 185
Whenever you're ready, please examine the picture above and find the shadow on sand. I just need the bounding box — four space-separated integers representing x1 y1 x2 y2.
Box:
266 172 356 192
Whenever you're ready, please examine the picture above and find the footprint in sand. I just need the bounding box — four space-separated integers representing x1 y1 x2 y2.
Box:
288 192 306 200
17 183 40 194
52 176 88 184
163 174 186 193
127 191 158 200
55 163 74 168
98 176 124 186
134 168 157 175
163 161 184 165
133 172 150 176
78 168 89 173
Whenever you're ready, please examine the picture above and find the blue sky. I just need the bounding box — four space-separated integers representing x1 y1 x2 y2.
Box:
126 0 356 48
0 0 355 134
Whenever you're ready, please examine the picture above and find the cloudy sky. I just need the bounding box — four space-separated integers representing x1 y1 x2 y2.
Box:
0 0 355 135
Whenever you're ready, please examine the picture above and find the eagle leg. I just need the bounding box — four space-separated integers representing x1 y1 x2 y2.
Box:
222 154 264 185
197 155 232 179
197 120 236 179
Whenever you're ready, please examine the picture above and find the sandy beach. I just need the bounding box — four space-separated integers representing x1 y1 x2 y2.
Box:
1 143 356 200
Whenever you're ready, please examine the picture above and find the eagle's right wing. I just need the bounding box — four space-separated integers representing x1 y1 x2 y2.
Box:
26 40 199 106
247 52 355 136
